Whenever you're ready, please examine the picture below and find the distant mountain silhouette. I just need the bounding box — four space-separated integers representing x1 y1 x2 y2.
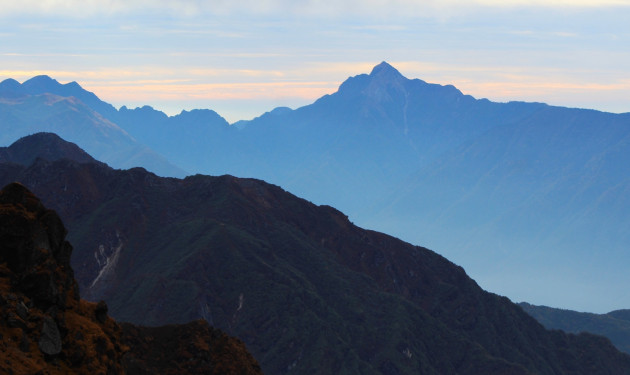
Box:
0 80 186 177
3 75 119 118
114 106 232 171
3 133 630 374
154 62 627 311
520 303 630 355
158 61 630 312
0 78 24 98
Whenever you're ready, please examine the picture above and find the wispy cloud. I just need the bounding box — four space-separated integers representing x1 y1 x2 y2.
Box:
2 0 629 19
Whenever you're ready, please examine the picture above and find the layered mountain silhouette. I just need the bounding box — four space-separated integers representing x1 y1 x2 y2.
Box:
0 75 117 117
520 303 630 355
222 63 630 311
3 62 630 311
2 133 630 374
0 76 185 177
0 181 262 374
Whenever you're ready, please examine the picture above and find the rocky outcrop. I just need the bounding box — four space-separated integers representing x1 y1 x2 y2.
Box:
0 182 262 374
0 182 124 374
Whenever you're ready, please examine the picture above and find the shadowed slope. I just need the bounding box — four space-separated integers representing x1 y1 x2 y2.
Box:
0 182 262 374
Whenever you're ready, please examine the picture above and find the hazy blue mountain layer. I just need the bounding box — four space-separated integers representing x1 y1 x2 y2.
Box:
2 63 630 312
0 76 186 177
2 133 630 375
520 303 630 355
196 62 630 312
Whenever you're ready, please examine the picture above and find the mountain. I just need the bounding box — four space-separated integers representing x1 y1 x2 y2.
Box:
1 74 234 176
519 303 630 355
4 64 630 312
113 106 233 173
0 132 101 166
159 61 628 312
126 61 630 312
189 61 549 210
2 133 630 374
373 102 630 311
0 77 186 178
1 75 119 119
0 182 262 374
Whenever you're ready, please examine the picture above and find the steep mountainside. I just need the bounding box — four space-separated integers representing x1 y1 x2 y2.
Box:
519 303 630 355
2 134 630 374
0 182 262 374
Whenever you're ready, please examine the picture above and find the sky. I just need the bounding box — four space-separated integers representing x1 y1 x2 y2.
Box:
1 0 629 123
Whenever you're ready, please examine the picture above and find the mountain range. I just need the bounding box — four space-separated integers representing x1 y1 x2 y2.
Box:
0 76 185 177
2 62 628 312
2 132 630 374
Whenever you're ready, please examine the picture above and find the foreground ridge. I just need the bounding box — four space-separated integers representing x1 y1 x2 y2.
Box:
0 182 262 375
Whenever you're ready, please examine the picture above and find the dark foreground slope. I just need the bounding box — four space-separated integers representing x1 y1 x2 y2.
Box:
0 182 262 374
520 302 630 355
2 134 630 374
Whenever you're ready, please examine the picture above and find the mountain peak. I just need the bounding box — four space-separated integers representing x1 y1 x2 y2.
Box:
0 78 21 89
0 132 100 166
0 78 25 97
370 61 404 79
22 75 61 91
16 75 119 119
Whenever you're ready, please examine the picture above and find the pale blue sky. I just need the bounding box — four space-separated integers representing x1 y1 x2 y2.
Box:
1 0 629 122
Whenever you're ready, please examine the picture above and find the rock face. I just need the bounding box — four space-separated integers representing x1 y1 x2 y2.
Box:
0 182 262 375
0 182 124 374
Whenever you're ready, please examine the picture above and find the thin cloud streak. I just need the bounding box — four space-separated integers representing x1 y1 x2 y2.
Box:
2 0 629 19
